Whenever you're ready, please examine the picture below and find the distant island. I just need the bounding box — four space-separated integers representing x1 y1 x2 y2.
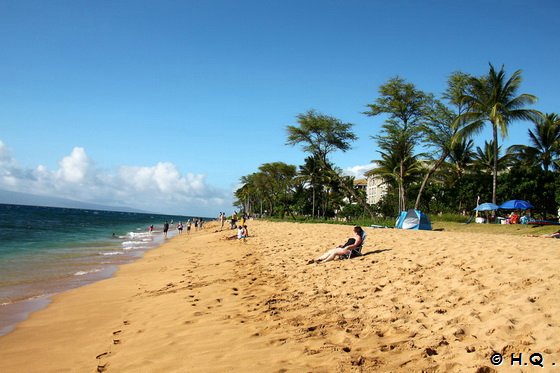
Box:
0 189 148 214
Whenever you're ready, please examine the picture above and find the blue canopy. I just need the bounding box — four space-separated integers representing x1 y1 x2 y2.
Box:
499 200 534 210
474 202 499 211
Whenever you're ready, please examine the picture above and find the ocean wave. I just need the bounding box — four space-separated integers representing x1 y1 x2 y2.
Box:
73 269 102 276
121 240 145 247
100 251 124 256
127 231 152 239
122 245 149 251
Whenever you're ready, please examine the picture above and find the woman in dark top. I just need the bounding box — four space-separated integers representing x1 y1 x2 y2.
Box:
307 226 364 264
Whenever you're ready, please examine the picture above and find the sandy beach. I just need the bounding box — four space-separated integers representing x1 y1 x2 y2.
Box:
0 220 558 372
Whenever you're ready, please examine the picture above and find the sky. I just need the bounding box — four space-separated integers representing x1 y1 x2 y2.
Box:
1 0 559 216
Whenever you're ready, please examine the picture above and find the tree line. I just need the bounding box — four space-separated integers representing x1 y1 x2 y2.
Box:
235 64 560 221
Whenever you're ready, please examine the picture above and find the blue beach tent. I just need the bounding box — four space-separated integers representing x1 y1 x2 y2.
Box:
395 209 432 230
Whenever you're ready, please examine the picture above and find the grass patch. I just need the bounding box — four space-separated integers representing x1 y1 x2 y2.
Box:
432 221 560 236
262 216 560 236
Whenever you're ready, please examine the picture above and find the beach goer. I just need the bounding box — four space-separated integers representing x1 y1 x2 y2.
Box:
224 226 243 240
508 211 520 224
163 221 169 238
231 212 238 229
528 230 560 238
177 221 183 234
220 212 225 230
224 225 248 241
307 226 364 264
186 220 191 234
238 225 248 241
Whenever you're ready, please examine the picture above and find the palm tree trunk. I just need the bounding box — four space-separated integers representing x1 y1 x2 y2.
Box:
414 154 447 210
399 161 406 211
492 123 498 205
312 186 316 219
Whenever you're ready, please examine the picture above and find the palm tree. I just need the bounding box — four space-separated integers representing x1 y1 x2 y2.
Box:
508 113 560 172
365 77 430 212
371 140 422 212
441 137 476 212
447 138 476 179
472 140 513 175
413 72 475 210
298 155 323 218
459 63 541 204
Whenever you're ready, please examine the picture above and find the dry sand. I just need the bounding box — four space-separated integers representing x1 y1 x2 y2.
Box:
0 220 558 372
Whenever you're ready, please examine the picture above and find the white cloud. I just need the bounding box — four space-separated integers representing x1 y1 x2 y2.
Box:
342 163 377 179
0 141 11 164
0 140 231 215
56 147 91 184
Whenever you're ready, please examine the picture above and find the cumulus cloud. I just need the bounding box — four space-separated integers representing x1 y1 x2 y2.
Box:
0 141 230 215
342 163 377 179
56 147 91 184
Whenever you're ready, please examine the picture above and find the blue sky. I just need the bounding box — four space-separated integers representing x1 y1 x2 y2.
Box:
1 0 559 216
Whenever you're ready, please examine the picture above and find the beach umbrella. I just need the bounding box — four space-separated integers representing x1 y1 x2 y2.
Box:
499 200 534 210
473 202 499 211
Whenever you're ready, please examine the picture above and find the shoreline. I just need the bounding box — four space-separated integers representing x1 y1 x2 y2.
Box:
0 228 176 337
1 220 559 372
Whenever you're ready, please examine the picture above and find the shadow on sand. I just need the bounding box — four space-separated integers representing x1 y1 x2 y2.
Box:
360 248 392 257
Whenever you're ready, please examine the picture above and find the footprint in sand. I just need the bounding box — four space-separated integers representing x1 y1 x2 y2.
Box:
95 352 111 372
112 329 123 344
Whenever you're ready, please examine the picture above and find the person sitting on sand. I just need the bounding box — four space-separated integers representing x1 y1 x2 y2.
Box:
225 225 248 240
307 226 364 264
508 211 520 224
528 230 560 238
240 225 249 240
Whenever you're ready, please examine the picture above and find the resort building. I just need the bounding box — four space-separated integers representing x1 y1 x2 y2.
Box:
363 170 388 205
353 178 367 192
351 168 388 205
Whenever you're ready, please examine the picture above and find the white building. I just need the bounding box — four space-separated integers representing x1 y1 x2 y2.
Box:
364 171 388 205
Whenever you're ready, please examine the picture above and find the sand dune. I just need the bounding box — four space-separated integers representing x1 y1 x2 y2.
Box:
1 220 558 372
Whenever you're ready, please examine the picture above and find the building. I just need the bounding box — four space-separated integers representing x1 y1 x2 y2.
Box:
353 178 367 192
351 168 388 205
364 170 388 205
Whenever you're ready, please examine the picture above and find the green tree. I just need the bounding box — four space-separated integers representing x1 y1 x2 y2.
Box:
258 162 297 218
368 148 422 213
286 110 374 217
298 155 323 219
472 140 513 175
443 137 476 212
459 63 541 204
365 77 431 211
509 113 560 172
235 172 267 216
235 162 297 218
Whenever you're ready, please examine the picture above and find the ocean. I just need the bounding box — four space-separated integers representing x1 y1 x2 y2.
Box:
0 203 204 336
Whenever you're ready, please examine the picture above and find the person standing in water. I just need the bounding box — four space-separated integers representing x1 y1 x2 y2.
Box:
163 221 169 238
177 221 183 234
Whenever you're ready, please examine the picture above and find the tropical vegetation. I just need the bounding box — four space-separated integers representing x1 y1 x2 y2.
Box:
234 64 560 223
